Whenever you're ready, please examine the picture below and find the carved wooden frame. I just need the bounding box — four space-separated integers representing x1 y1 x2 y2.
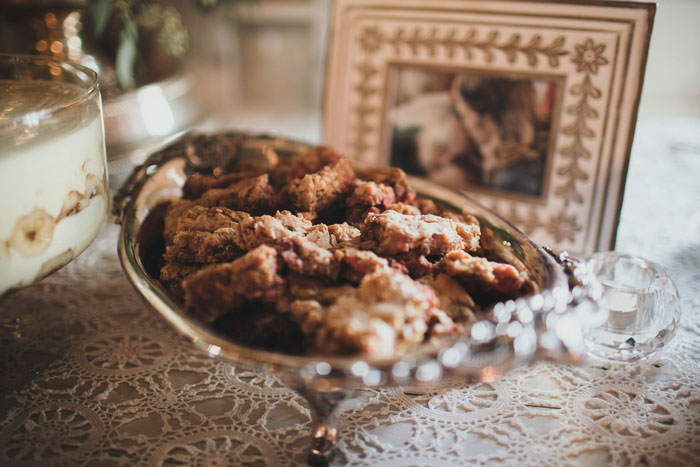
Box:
324 0 655 254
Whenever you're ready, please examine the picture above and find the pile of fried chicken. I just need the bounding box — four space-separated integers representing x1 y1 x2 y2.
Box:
159 143 529 357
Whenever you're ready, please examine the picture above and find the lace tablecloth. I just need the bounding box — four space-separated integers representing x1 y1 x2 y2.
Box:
1 117 699 466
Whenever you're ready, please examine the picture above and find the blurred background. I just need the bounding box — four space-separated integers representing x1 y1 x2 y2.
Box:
185 0 329 141
637 0 700 118
189 0 700 138
197 0 700 135
0 0 697 185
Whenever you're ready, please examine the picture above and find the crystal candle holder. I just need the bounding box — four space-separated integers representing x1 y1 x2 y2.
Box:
584 252 681 362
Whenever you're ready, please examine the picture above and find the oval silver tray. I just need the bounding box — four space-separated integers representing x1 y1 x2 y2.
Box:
114 132 603 465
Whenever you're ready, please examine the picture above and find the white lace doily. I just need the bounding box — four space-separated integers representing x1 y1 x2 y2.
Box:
1 117 698 466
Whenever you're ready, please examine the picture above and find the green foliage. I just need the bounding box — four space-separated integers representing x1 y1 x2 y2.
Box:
90 0 113 37
89 0 257 88
116 14 138 88
191 0 224 10
90 0 204 88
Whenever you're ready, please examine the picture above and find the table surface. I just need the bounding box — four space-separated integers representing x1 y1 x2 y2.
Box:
1 117 699 466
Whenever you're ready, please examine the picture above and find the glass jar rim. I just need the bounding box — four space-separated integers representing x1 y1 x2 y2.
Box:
0 53 100 128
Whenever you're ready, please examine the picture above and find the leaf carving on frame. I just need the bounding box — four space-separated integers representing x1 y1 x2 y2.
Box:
506 202 582 243
555 38 608 206
543 36 567 67
349 54 380 158
358 26 384 53
374 26 566 66
501 33 522 63
353 103 374 120
545 209 582 243
387 27 404 54
354 62 378 99
351 24 568 160
507 204 542 236
441 29 459 58
502 204 580 245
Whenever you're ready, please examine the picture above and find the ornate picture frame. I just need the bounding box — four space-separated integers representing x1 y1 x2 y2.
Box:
323 0 655 254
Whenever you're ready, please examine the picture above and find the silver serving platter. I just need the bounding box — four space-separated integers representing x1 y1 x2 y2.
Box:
114 132 603 465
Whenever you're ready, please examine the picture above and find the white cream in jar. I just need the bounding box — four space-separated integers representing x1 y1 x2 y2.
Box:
0 80 109 294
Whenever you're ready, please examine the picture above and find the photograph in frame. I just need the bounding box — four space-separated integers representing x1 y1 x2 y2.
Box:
387 66 562 199
323 0 655 254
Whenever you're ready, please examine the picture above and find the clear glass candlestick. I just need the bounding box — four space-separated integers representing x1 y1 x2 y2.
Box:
584 252 681 362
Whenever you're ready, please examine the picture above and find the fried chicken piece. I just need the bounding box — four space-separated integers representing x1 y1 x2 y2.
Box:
232 209 320 257
275 236 339 280
184 133 241 172
183 171 264 199
274 210 314 233
160 260 201 300
175 205 251 231
284 159 355 213
235 214 298 251
212 304 304 354
285 274 354 304
356 166 415 203
303 224 335 250
386 202 421 216
312 270 456 357
163 199 199 244
269 146 342 187
227 212 339 279
346 180 397 224
296 211 318 222
233 139 281 172
164 206 250 263
478 225 531 291
361 210 481 257
335 247 394 283
279 276 352 340
327 223 361 248
389 253 434 278
346 206 379 226
419 273 477 324
166 230 241 263
347 181 396 208
412 198 441 215
440 250 526 301
183 245 281 322
200 174 277 214
289 300 326 337
440 211 480 227
283 222 360 253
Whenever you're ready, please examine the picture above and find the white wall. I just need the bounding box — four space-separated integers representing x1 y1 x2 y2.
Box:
638 0 700 116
